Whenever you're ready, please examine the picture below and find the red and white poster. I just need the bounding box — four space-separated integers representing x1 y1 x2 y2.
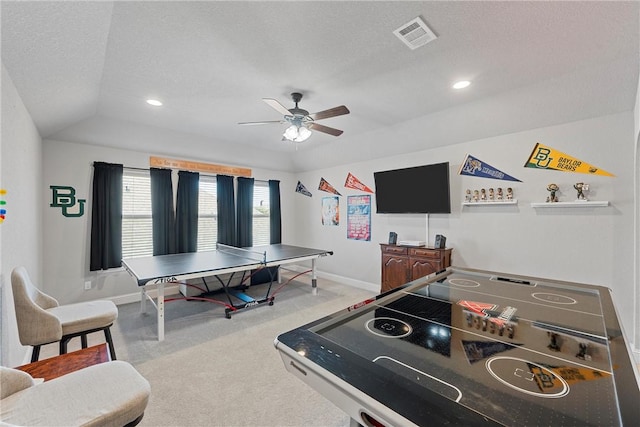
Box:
347 195 371 241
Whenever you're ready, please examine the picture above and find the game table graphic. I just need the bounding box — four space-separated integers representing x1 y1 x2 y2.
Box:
122 243 332 341
275 267 640 426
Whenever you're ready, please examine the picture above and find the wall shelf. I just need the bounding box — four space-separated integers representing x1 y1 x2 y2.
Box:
462 200 518 206
530 201 609 208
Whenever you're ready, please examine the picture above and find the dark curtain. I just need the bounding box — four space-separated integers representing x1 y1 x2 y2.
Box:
236 177 254 247
150 168 175 255
216 174 236 246
90 162 123 271
175 170 199 253
268 180 282 244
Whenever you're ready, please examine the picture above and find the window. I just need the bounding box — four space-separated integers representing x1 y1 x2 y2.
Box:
122 169 153 258
197 175 217 251
121 171 268 255
253 181 270 245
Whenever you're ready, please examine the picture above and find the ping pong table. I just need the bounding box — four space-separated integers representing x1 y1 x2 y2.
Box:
122 243 333 341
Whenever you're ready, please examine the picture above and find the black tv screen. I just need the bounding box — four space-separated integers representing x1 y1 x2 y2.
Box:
374 162 451 214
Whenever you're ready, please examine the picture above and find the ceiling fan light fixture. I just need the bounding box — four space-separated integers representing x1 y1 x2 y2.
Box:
297 126 311 141
283 124 312 142
241 92 348 141
452 80 471 90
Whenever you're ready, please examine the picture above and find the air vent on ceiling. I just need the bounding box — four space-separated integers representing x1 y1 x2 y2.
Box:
393 17 437 50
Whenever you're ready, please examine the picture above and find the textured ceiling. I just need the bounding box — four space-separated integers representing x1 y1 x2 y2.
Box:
2 1 638 172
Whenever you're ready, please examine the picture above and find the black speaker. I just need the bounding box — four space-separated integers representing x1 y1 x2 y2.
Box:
388 232 397 245
434 234 446 249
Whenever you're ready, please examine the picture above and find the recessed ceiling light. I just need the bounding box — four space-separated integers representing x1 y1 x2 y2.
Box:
452 80 471 90
146 99 163 106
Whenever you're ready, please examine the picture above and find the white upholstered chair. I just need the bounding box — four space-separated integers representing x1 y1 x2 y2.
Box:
0 361 150 426
11 266 118 362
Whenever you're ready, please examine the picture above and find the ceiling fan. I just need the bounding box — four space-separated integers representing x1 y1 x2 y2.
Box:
238 92 350 142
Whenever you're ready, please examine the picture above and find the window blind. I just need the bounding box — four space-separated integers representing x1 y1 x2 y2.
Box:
122 169 153 258
198 175 218 251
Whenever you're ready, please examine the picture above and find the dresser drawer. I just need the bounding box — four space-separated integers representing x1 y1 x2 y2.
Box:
381 245 408 255
409 248 440 258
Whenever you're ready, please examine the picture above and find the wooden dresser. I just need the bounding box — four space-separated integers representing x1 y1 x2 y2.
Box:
380 244 452 293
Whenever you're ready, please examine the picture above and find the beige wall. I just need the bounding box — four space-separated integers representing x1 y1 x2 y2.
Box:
634 69 640 353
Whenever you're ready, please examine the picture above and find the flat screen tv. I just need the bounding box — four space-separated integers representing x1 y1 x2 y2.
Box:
374 162 451 214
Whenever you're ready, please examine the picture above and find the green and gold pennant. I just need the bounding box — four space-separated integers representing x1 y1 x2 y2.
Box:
524 143 614 177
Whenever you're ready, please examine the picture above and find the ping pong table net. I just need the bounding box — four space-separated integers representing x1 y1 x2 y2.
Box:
215 243 267 264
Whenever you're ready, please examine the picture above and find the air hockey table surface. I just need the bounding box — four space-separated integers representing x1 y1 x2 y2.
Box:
275 267 640 426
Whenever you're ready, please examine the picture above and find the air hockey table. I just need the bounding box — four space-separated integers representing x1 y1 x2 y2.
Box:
275 267 640 426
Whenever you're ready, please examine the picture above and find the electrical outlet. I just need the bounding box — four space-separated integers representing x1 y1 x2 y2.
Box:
84 281 91 290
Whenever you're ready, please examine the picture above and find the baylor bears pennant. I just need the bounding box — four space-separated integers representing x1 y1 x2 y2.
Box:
524 143 615 177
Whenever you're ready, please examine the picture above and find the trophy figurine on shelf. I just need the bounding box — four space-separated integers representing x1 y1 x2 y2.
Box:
546 183 559 202
465 189 472 202
506 187 514 200
574 182 589 201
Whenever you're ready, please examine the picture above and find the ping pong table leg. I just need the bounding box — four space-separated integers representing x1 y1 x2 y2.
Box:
140 287 146 313
312 258 318 295
157 283 165 341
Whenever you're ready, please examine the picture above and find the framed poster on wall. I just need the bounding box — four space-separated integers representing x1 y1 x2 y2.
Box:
347 195 371 241
322 196 339 225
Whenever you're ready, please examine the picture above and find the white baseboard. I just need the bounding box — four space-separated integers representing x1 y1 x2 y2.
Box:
109 284 181 306
282 264 379 294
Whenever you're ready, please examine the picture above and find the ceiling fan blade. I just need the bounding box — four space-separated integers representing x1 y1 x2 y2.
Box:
238 120 284 125
263 98 292 116
309 122 344 137
309 105 350 121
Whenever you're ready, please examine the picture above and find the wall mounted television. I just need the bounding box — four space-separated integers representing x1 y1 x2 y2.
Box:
374 162 451 214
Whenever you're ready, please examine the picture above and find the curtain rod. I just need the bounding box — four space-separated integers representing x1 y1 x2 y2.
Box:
123 166 269 183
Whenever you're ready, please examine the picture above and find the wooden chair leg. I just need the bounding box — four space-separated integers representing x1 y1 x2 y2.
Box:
104 327 117 360
31 345 41 363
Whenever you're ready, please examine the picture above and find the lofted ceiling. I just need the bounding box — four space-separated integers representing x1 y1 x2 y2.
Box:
2 1 639 172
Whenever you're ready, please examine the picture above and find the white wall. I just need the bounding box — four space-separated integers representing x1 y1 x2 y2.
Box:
0 64 43 367
294 112 638 352
41 139 296 305
4 67 637 366
634 70 640 353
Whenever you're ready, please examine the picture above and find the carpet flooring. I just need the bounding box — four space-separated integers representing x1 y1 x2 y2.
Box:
38 272 376 426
